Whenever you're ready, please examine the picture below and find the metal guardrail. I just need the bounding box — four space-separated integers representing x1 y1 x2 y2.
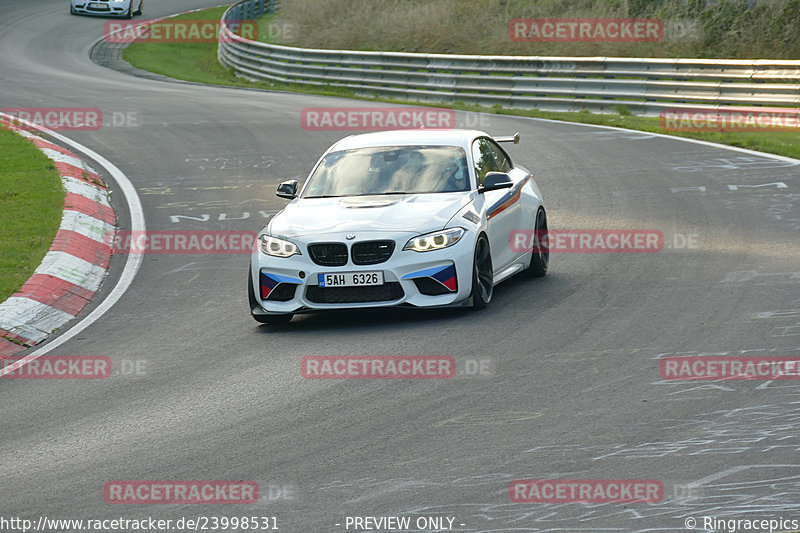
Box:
218 0 800 116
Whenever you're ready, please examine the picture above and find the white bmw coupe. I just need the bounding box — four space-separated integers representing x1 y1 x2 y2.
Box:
249 129 548 324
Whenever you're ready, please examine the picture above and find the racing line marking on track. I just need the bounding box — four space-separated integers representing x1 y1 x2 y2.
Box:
0 112 145 371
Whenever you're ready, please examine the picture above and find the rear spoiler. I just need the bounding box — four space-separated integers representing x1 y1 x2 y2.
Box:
494 132 520 144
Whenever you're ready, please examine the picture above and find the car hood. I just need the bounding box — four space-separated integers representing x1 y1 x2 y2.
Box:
269 193 474 237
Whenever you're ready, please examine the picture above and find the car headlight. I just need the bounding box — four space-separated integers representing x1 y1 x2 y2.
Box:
403 228 465 252
260 235 301 257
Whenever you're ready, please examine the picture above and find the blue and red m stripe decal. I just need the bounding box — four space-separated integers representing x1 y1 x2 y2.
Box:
487 176 530 220
260 272 302 299
402 264 457 292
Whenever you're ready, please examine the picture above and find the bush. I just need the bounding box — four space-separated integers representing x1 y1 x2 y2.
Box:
275 0 800 58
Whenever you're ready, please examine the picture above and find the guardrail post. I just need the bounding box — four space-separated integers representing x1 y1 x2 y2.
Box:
257 0 264 17
269 0 275 14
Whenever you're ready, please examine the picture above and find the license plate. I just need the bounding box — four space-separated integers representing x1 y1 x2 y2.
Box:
89 3 108 8
318 271 383 287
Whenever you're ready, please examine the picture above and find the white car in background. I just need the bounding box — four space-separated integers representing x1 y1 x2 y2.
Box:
70 0 142 18
249 129 548 325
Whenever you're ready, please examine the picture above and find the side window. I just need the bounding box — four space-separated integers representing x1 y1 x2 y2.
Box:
471 139 498 187
486 139 513 173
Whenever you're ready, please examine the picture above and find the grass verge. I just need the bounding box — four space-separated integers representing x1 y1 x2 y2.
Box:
0 126 65 302
122 8 355 98
122 7 800 160
268 0 800 59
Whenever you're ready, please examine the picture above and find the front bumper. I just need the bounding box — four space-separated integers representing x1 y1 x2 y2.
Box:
71 1 131 16
250 232 476 315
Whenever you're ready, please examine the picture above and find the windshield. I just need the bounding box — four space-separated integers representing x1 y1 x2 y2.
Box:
302 145 470 198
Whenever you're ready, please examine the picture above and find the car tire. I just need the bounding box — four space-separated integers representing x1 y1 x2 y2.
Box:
470 234 493 310
134 0 142 15
249 270 293 325
526 207 548 277
124 5 133 18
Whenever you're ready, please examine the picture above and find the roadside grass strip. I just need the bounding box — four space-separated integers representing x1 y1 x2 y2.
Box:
121 8 356 98
0 120 116 356
0 127 64 305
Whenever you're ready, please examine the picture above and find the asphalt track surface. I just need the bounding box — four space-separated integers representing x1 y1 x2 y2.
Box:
1 1 800 531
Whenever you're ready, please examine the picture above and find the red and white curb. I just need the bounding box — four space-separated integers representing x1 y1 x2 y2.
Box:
0 121 116 357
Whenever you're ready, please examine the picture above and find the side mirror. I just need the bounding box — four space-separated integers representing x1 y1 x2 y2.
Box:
479 172 513 194
276 179 298 199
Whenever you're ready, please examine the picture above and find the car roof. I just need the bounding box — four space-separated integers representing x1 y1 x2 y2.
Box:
328 129 489 152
